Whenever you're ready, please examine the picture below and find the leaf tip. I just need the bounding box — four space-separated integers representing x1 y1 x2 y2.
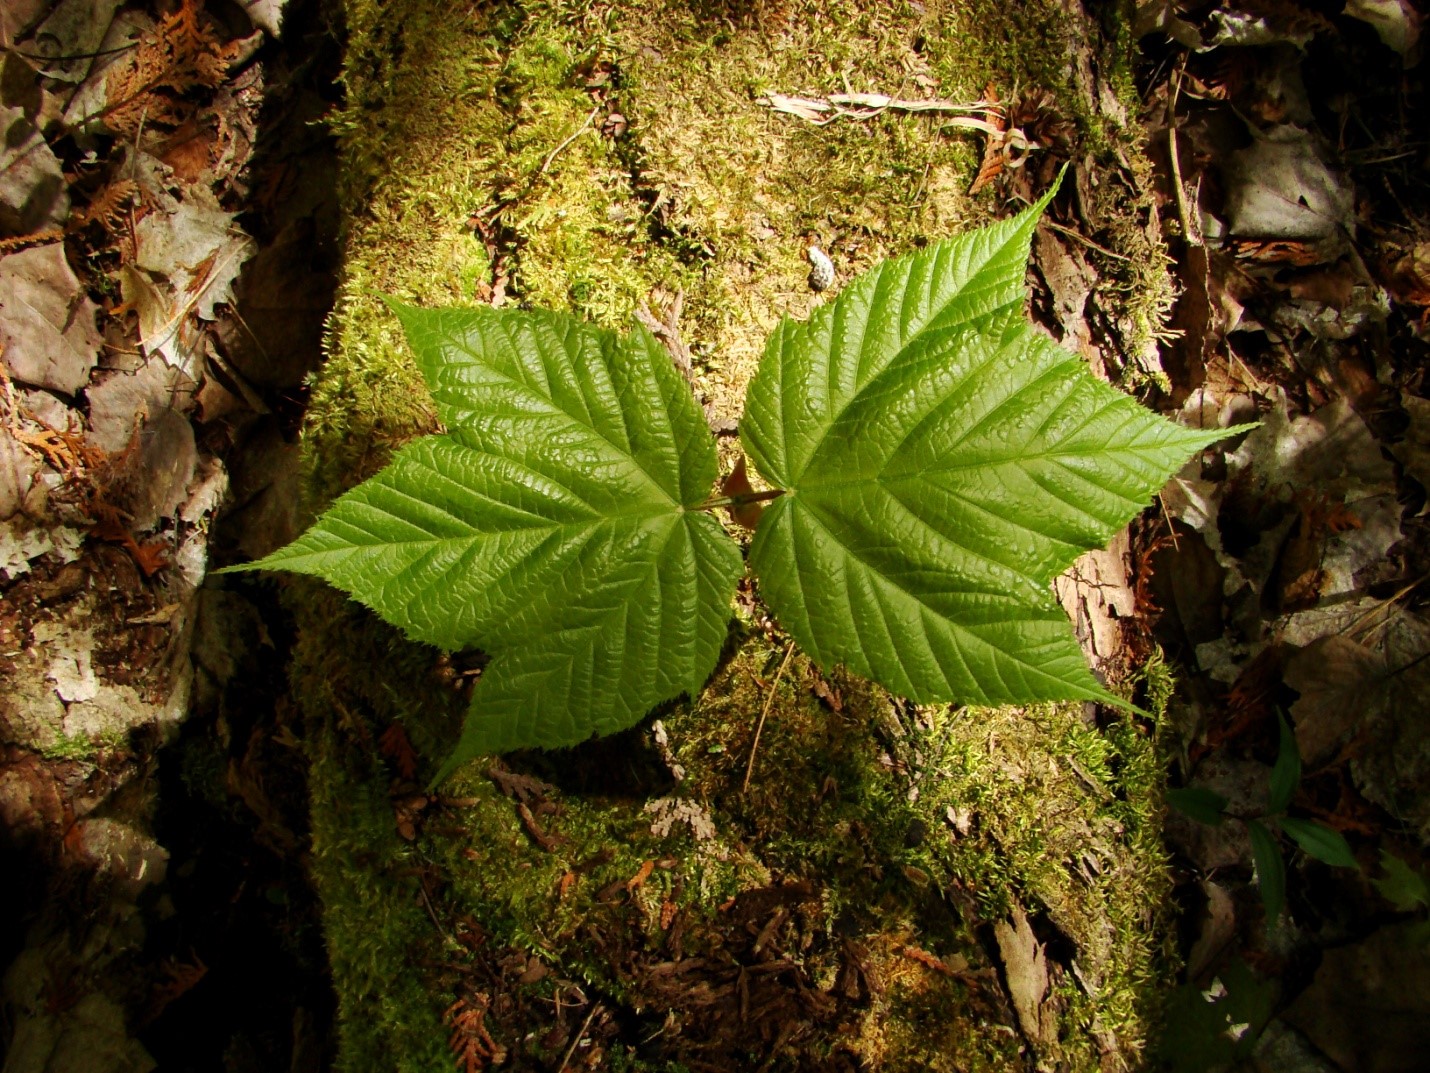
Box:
429 743 479 790
375 291 420 323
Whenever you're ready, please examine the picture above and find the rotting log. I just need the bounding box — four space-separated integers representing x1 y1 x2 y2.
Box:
293 2 1178 1069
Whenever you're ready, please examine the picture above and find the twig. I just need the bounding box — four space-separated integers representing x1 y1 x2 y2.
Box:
1042 220 1131 262
1156 493 1180 551
635 288 694 381
762 91 1004 130
556 1002 601 1073
743 642 795 794
417 877 456 947
1166 60 1200 248
1346 577 1425 644
541 106 600 174
516 801 561 852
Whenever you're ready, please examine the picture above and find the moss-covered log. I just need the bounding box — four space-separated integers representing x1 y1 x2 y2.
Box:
290 1 1179 1068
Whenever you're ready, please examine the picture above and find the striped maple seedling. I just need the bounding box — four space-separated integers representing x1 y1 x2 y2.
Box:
230 176 1247 781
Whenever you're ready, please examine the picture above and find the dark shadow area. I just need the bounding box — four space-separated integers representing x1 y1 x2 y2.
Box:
133 0 345 1066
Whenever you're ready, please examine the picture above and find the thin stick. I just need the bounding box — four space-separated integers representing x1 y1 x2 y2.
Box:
697 488 785 511
556 1002 601 1073
761 91 1004 129
635 288 694 381
1166 60 1199 248
1346 577 1424 643
1043 220 1131 262
1156 493 1180 551
743 643 795 794
541 106 600 174
417 879 455 947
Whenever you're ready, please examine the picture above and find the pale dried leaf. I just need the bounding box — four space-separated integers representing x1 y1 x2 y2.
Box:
239 0 287 36
124 193 255 370
1229 396 1401 600
1 0 50 40
0 435 45 519
0 105 69 234
0 519 54 579
1283 925 1430 1071
1223 127 1353 244
0 246 102 394
1187 880 1237 980
28 0 125 84
1208 8 1321 49
1285 635 1387 766
1348 614 1430 837
1344 0 1422 59
1133 0 1203 49
123 408 198 531
1392 393 1430 511
86 359 198 454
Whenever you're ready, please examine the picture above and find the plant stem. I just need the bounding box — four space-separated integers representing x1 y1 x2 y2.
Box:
698 488 786 511
743 642 795 794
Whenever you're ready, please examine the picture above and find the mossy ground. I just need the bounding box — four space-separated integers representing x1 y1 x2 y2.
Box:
290 0 1182 1068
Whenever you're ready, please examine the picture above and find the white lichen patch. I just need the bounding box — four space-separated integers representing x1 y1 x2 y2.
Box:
644 795 718 842
3 592 193 755
0 519 83 579
35 620 99 703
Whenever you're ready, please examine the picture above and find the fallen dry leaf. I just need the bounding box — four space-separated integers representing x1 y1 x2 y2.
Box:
0 246 102 394
1391 393 1430 511
1284 635 1387 766
720 455 765 529
1222 126 1353 248
121 190 255 372
85 359 198 455
1344 0 1423 59
1282 923 1430 1071
1227 395 1401 603
1187 880 1237 980
0 101 69 235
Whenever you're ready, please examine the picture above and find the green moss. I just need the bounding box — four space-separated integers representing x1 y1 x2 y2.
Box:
290 589 456 1072
294 0 1180 1067
39 730 122 762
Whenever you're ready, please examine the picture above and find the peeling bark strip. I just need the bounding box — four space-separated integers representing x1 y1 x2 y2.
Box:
994 907 1056 1049
760 91 1007 131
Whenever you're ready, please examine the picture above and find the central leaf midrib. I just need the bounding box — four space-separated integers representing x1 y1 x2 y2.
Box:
788 296 1021 478
473 509 696 665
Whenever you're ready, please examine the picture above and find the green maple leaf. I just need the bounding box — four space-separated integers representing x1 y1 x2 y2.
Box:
231 304 742 776
741 182 1249 707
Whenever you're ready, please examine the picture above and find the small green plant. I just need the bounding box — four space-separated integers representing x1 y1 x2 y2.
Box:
229 175 1246 781
1167 714 1359 921
1373 850 1430 947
